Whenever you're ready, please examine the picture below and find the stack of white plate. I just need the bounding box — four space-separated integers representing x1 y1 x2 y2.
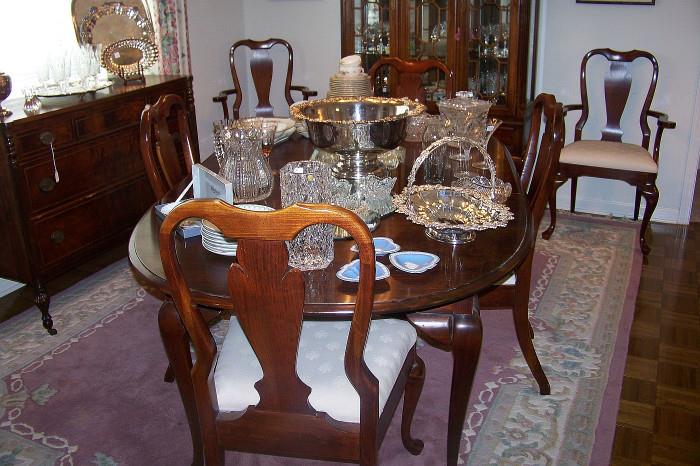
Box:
200 204 275 256
201 219 238 256
327 73 373 98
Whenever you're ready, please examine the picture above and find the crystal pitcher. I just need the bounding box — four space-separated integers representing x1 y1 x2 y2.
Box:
213 120 273 203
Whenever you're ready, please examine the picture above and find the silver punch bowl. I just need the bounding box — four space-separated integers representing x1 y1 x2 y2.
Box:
290 97 425 180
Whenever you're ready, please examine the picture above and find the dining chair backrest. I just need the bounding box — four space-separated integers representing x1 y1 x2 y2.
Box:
574 48 658 149
139 94 198 200
519 93 564 230
367 57 455 113
215 38 317 120
159 200 385 460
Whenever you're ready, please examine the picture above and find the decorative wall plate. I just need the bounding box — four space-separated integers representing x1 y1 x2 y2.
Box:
101 38 158 77
79 2 154 46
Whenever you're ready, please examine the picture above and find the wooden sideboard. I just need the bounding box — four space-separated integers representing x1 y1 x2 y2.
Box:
0 75 197 334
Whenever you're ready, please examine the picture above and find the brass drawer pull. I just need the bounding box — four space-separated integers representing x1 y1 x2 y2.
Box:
50 230 65 244
39 177 56 192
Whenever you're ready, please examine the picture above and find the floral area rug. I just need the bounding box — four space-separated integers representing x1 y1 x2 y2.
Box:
0 214 641 465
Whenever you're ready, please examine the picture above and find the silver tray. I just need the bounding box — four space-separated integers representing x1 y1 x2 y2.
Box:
35 80 112 97
71 0 151 43
79 2 154 46
102 38 158 76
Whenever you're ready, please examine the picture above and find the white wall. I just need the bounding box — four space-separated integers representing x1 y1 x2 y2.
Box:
536 0 700 224
239 0 340 114
185 0 246 157
186 0 339 153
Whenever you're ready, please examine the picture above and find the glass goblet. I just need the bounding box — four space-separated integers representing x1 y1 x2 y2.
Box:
260 121 277 157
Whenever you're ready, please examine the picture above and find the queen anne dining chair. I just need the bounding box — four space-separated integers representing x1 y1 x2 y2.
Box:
213 38 318 120
367 57 455 114
139 93 199 200
542 49 676 254
405 94 563 461
478 93 565 395
158 201 425 466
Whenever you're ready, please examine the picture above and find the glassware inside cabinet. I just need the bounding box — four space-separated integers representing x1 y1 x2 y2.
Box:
467 0 511 104
408 0 449 61
405 0 450 102
351 0 391 72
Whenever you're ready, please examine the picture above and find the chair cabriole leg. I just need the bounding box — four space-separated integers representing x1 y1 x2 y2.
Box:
512 253 551 395
158 302 204 466
639 181 658 255
401 353 425 455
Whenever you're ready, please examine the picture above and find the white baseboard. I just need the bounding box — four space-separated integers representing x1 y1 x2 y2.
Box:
0 278 24 298
555 193 681 224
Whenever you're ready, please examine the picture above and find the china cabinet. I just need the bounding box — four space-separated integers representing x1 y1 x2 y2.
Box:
341 0 534 155
0 75 197 334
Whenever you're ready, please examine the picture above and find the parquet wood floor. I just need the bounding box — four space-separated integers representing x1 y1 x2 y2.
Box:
612 222 700 466
0 222 698 465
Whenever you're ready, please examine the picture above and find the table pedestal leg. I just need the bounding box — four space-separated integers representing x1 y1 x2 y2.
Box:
407 297 482 466
158 301 203 466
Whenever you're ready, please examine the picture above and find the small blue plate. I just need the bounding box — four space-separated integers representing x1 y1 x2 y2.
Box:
389 251 440 274
350 237 400 256
336 259 390 282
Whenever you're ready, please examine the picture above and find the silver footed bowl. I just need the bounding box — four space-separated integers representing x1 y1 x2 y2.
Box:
290 96 425 181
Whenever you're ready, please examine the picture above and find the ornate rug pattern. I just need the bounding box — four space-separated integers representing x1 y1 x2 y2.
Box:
0 214 641 465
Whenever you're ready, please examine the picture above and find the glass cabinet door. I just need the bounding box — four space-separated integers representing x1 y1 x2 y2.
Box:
407 0 449 61
405 0 451 102
347 0 392 72
341 0 532 153
465 0 511 104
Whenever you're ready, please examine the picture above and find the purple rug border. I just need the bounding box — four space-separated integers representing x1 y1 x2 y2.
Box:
551 212 642 466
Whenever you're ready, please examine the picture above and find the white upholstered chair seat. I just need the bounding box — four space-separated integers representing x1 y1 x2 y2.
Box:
214 318 417 423
560 140 657 173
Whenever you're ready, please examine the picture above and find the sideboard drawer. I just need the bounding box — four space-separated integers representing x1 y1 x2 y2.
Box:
20 128 144 215
30 176 154 269
73 97 145 139
12 119 75 155
11 94 146 160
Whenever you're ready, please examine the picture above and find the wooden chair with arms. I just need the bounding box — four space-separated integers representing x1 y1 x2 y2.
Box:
158 201 425 466
213 38 318 120
139 94 199 200
367 57 455 114
542 49 676 254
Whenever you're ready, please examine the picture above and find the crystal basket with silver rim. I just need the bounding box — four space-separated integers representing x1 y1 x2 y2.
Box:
392 136 514 244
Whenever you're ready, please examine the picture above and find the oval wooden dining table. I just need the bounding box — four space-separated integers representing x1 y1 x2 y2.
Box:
128 136 534 466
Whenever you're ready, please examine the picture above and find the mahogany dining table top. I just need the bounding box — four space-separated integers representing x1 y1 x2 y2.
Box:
127 135 534 317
